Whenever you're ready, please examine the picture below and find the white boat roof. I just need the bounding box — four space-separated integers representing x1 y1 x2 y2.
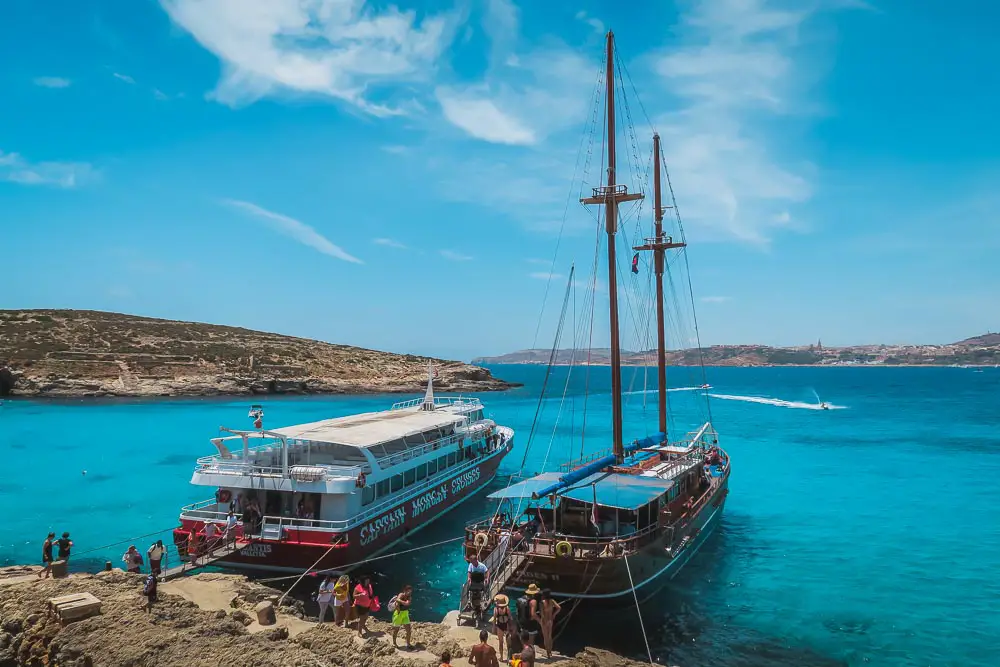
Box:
268 406 468 448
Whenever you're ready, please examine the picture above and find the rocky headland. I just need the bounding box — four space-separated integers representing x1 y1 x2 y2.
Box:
0 310 517 398
0 567 648 667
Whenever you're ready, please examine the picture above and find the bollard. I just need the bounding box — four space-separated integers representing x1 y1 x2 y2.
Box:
104 561 112 572
50 559 68 578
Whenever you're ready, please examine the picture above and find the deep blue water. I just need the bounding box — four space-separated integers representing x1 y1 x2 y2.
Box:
2 365 999 666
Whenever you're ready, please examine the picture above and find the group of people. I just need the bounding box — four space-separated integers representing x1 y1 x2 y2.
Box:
316 574 378 639
122 540 168 576
38 531 73 578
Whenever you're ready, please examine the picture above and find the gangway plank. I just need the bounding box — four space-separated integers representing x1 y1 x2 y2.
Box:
162 539 248 581
457 541 528 626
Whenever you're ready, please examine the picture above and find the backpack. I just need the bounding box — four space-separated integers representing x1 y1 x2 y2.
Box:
387 595 399 612
516 596 530 626
143 575 157 595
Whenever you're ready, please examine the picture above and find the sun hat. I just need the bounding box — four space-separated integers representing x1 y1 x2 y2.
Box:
494 593 509 607
525 583 540 595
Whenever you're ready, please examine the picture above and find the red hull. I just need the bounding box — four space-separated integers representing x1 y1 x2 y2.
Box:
174 453 504 573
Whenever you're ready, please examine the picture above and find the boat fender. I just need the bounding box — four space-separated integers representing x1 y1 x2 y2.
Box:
356 472 367 488
555 541 574 558
217 489 232 504
474 532 490 547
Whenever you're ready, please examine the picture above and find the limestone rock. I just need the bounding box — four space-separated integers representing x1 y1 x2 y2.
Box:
255 600 276 626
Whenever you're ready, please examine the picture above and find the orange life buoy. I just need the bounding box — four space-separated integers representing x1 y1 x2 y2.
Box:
356 472 367 488
217 489 232 504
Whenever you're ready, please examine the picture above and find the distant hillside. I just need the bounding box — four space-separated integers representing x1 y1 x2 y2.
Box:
474 335 1000 367
0 309 516 397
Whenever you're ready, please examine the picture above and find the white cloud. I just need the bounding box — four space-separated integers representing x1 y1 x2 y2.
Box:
574 10 604 35
0 150 95 188
440 249 473 261
113 72 136 84
373 237 407 249
34 76 71 88
153 88 169 100
159 0 457 115
530 271 563 280
649 0 846 245
436 88 535 145
525 258 551 265
223 199 362 264
700 296 731 303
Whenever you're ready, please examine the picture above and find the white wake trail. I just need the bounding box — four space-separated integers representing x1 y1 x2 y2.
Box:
708 393 846 410
623 386 710 396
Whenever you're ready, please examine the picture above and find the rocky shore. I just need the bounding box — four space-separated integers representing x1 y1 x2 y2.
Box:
0 310 517 398
0 567 648 667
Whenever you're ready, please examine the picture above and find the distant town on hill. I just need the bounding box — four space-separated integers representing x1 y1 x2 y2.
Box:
472 334 1000 367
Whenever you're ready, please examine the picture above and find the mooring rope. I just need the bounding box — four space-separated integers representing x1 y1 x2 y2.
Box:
623 553 654 665
276 543 338 607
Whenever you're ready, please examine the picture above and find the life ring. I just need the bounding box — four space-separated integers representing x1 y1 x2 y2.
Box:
555 541 574 558
356 472 367 488
474 532 489 547
217 489 232 504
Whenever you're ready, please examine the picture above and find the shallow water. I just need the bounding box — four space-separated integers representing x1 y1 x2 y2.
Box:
2 366 998 666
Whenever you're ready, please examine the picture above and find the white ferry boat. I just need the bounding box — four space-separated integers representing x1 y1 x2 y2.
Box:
172 369 513 573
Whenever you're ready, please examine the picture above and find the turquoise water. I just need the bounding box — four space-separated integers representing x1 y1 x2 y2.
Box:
2 366 999 666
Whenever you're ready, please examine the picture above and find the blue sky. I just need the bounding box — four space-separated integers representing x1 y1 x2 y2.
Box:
2 0 999 361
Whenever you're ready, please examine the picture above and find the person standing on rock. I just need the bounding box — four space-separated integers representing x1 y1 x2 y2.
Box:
440 650 452 667
38 532 56 578
147 540 165 576
333 575 350 626
518 631 535 667
468 629 499 667
57 532 73 563
143 572 158 612
492 594 512 660
123 545 143 573
353 575 374 637
536 588 562 659
316 575 335 624
390 584 413 650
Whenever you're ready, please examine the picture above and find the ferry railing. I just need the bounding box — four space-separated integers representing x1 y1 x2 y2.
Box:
390 396 483 410
194 456 368 480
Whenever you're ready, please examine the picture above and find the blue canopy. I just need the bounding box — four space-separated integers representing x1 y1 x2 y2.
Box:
559 472 673 511
487 473 564 500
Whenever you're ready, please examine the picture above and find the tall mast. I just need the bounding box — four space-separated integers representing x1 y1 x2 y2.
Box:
635 136 686 440
581 31 643 463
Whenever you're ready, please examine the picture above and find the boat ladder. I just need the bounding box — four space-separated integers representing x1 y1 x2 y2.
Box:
457 543 528 625
161 537 248 581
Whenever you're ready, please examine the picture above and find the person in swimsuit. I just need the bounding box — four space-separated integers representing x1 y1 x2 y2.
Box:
333 575 350 627
38 532 55 578
537 589 562 658
468 629 499 667
391 584 413 650
353 576 374 637
492 593 512 660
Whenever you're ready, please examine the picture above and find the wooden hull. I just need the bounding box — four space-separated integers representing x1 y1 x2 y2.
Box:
500 476 729 600
174 450 506 574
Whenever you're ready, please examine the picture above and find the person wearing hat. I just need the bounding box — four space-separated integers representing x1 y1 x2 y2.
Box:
517 584 541 644
122 545 143 573
492 593 512 659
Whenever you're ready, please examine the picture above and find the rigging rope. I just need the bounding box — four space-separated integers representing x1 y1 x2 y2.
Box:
623 553 655 665
277 543 338 606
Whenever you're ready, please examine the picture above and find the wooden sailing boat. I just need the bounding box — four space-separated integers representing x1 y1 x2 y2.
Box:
460 30 730 602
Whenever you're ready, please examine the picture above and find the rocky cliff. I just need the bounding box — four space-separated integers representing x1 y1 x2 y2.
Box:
0 567 651 667
0 310 516 398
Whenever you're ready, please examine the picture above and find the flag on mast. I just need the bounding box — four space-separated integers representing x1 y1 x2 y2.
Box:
631 253 640 274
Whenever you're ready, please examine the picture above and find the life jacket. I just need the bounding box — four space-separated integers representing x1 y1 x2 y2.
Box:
510 657 523 667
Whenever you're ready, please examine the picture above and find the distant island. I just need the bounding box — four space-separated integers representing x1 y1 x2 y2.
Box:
473 334 1000 367
0 309 516 398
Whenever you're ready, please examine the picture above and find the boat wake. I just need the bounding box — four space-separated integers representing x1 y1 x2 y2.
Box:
708 394 846 410
624 386 711 396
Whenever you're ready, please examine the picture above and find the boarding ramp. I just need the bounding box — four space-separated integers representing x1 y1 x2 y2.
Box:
457 537 528 626
162 533 249 581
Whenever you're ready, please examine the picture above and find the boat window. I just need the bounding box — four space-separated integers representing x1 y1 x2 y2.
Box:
427 459 437 475
403 432 427 447
376 479 390 498
326 443 368 463
391 474 403 492
416 463 427 481
404 468 416 486
382 439 408 454
361 485 375 506
438 455 448 471
448 452 457 466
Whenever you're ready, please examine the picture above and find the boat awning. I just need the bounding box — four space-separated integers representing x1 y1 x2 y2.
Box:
559 473 673 511
487 473 564 500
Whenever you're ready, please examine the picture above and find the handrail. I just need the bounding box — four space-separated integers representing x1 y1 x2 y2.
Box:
390 396 483 410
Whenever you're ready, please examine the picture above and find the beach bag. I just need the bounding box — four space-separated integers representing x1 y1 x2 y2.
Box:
370 596 381 613
387 595 398 612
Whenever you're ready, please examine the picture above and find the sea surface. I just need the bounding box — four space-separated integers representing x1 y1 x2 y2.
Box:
2 365 998 666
